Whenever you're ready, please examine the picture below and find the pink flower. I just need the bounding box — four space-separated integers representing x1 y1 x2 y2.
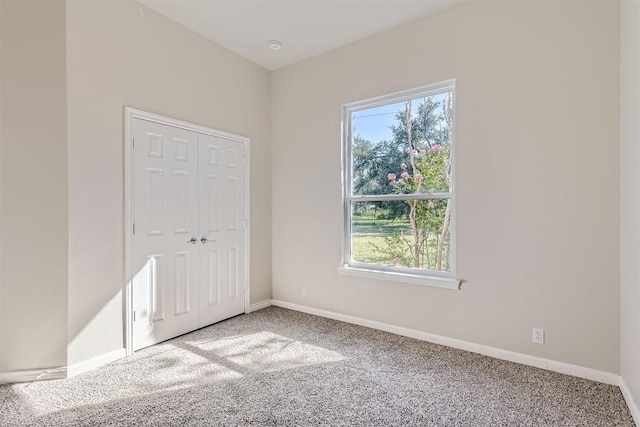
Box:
411 149 420 157
387 173 396 180
401 171 409 179
428 201 435 209
415 173 423 181
392 257 400 265
400 163 407 169
431 144 443 153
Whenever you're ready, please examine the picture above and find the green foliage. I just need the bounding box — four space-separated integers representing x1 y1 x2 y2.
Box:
390 96 448 151
352 135 409 218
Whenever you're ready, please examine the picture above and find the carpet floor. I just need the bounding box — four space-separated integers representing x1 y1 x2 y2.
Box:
0 306 634 426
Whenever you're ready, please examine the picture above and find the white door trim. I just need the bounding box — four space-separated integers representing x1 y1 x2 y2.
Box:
124 107 251 356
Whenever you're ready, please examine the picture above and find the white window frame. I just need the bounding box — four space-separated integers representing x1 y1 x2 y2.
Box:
339 79 460 290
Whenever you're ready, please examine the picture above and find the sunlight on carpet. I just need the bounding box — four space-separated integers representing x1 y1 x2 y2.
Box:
183 331 344 372
12 331 343 417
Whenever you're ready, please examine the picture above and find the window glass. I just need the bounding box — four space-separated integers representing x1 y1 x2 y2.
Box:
344 81 455 276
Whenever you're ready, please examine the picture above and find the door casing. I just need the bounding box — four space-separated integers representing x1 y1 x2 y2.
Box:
123 107 251 356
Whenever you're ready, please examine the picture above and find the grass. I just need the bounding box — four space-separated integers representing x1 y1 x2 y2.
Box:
352 213 409 265
352 234 393 264
352 214 411 234
351 213 450 270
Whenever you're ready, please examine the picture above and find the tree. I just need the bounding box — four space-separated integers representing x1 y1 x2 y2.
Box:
352 135 408 218
352 93 454 270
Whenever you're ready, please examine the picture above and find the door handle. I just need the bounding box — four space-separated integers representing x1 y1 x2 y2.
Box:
187 237 198 244
201 237 216 244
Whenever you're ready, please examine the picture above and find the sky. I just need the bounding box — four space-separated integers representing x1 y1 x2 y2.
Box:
351 93 448 143
351 103 400 143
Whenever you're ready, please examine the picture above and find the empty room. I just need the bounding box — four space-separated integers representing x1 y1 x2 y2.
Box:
1 0 639 425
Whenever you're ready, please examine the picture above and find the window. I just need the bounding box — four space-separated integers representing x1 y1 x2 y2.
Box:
340 80 459 289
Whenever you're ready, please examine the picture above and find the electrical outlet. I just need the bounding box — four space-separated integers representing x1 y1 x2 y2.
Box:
301 287 307 297
532 328 544 344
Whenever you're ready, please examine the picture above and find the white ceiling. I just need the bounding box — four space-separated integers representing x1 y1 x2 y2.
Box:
137 0 466 71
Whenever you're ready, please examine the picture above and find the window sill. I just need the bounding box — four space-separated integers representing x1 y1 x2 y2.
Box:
338 266 460 290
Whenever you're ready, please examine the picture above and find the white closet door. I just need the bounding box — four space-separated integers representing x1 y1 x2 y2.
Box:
132 118 200 351
197 134 246 327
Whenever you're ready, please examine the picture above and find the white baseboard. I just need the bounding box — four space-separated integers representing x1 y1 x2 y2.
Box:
0 366 67 385
620 377 640 424
248 299 273 313
67 348 127 378
271 299 620 386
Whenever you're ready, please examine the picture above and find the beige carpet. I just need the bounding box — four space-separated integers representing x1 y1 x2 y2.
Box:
0 307 634 426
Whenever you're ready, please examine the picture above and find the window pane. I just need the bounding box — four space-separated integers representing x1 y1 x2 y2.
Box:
351 200 451 272
351 92 453 196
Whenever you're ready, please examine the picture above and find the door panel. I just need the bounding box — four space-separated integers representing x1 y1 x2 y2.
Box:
198 134 246 327
148 254 165 322
132 118 247 351
206 248 221 305
174 251 191 316
132 118 199 351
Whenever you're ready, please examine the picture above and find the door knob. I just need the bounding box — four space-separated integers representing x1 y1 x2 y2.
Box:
187 237 198 244
201 237 216 244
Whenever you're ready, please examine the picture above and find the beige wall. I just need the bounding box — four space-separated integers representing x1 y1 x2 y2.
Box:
271 0 620 373
0 0 626 383
620 0 640 410
0 0 69 372
66 1 271 365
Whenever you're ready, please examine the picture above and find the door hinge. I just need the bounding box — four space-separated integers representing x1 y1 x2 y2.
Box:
133 137 135 148
133 223 135 235
133 310 136 322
